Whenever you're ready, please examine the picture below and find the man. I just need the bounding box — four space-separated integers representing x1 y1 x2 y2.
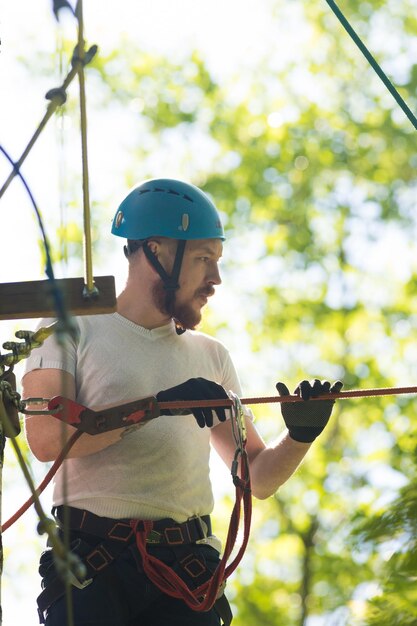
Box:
22 178 342 626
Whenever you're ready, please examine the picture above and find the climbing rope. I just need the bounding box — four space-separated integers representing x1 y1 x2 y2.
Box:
155 385 417 409
75 0 97 297
1 378 416 534
324 0 417 131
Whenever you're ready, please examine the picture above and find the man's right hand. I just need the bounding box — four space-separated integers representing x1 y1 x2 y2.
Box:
156 378 230 428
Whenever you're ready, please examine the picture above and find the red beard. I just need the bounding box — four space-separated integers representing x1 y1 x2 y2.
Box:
152 282 213 330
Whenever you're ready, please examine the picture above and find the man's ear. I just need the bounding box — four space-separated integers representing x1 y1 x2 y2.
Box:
146 239 160 256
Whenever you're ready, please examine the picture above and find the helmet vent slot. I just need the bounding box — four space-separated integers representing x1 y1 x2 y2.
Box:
181 214 190 231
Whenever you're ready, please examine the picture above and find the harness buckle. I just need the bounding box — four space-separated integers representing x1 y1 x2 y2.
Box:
180 553 207 578
108 522 134 542
164 526 185 545
190 515 209 541
86 546 112 572
70 574 93 590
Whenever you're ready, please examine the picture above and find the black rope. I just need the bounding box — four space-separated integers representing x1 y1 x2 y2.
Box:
0 144 69 326
52 0 76 21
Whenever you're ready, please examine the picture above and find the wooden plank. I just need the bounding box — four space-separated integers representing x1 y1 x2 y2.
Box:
0 276 117 320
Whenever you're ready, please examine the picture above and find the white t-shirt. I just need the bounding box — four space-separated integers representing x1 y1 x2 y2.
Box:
24 313 250 523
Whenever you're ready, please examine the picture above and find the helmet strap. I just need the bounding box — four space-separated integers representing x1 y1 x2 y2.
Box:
142 239 187 318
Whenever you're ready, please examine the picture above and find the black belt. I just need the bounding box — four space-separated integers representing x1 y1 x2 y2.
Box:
38 507 213 621
53 505 212 545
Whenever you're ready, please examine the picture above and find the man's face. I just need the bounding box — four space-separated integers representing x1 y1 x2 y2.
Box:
152 238 223 329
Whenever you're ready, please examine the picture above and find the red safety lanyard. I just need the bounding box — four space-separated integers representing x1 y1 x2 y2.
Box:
131 448 251 611
3 392 252 609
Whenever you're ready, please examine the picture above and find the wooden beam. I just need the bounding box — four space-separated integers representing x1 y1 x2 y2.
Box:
0 276 117 320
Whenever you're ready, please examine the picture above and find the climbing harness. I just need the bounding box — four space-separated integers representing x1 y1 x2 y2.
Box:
13 379 417 619
2 347 417 536
35 507 228 624
32 393 250 625
25 381 417 623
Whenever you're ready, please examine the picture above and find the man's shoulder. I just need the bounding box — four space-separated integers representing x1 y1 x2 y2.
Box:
185 329 229 353
75 313 117 331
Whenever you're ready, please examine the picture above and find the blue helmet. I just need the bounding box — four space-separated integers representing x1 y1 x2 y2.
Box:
111 178 225 241
111 179 225 330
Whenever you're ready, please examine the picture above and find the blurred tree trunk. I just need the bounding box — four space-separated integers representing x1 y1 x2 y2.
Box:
299 517 319 626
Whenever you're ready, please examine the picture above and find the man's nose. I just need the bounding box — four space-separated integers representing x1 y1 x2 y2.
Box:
208 264 222 285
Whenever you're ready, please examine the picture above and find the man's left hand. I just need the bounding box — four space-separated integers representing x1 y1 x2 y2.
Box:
276 379 343 443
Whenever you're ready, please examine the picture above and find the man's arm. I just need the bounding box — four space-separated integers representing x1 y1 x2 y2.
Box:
23 369 125 462
211 378 343 500
211 417 310 500
23 372 233 462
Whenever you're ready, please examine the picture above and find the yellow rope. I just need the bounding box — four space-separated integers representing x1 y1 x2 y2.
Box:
76 0 97 297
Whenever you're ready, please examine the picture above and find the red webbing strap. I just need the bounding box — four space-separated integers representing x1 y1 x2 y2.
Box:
1 429 83 532
131 450 252 612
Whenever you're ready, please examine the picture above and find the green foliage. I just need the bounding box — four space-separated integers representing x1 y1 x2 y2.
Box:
350 475 417 625
24 0 417 624
90 2 417 623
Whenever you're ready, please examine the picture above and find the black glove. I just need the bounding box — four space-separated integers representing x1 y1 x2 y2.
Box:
276 378 343 443
156 378 229 428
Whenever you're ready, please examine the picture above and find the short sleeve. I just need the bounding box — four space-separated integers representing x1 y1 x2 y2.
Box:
218 346 255 424
22 318 79 379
